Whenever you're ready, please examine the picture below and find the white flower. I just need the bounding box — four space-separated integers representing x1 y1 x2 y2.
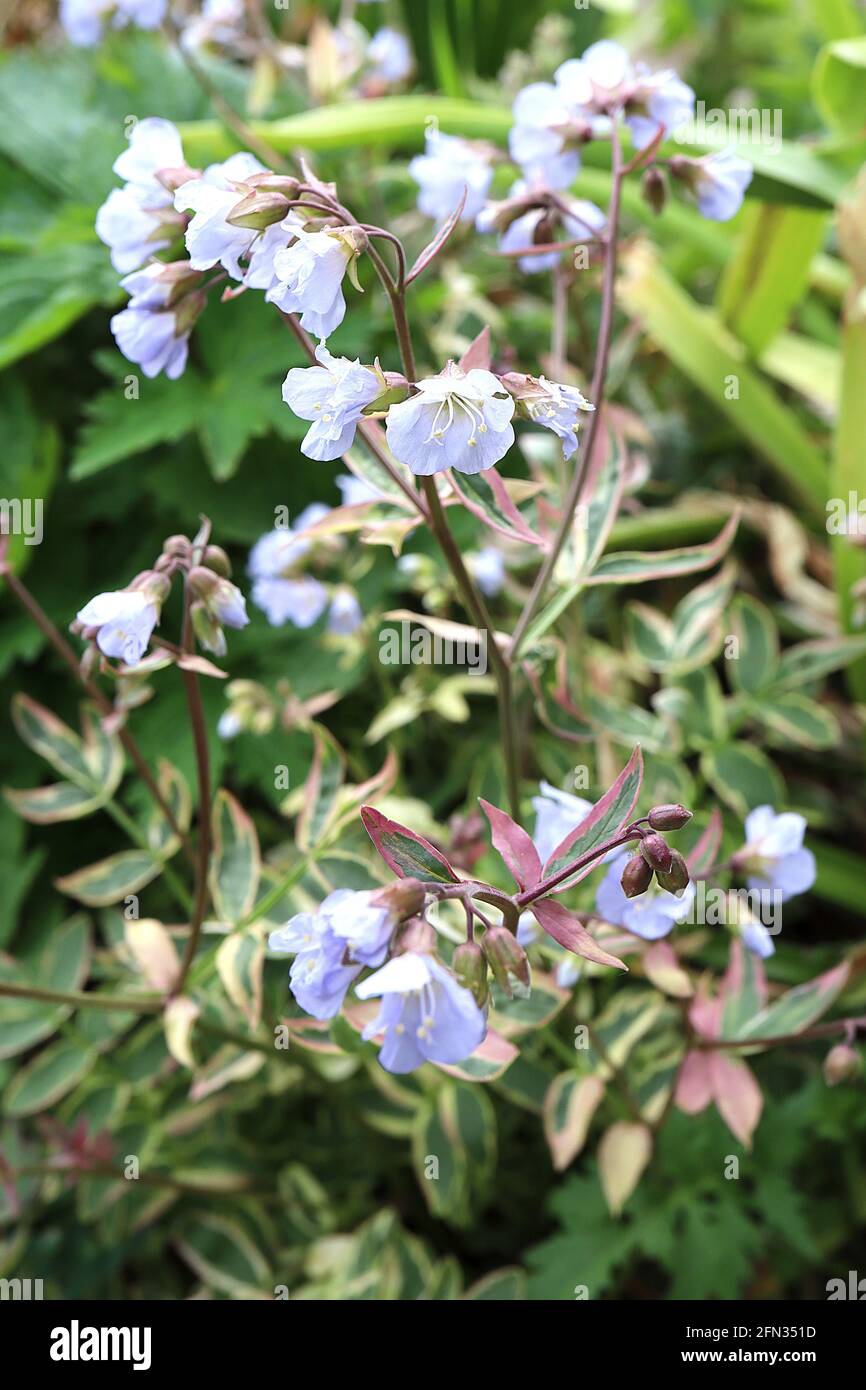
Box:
217 709 243 740
181 0 245 51
557 41 694 150
76 590 160 665
281 346 381 461
209 579 249 630
626 67 695 150
60 0 113 45
112 117 185 189
116 0 166 29
739 919 775 959
385 365 514 476
328 589 363 635
519 376 595 459
409 130 492 223
356 951 487 1073
174 152 265 277
531 781 594 864
367 27 412 84
248 503 332 581
468 546 506 597
269 220 357 341
690 149 753 221
495 200 604 274
252 576 330 628
740 805 816 902
96 118 186 273
110 303 189 380
243 221 291 292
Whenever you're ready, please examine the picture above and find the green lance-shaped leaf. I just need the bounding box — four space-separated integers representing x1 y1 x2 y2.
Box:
585 512 740 587
360 805 459 884
699 742 785 818
0 915 91 1059
448 468 542 545
79 704 124 798
719 939 769 1041
543 1074 606 1172
775 635 866 691
216 928 265 1027
296 726 345 853
617 243 827 513
728 594 779 695
668 563 736 670
55 851 163 907
411 1095 471 1225
3 1038 96 1117
4 782 108 824
542 746 643 888
11 693 93 785
208 789 261 925
717 203 829 356
175 1215 272 1298
756 693 841 750
146 759 192 858
732 961 851 1043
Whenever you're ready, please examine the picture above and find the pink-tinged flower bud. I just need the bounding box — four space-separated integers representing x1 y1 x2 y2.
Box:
641 166 667 215
395 916 436 955
155 164 202 193
481 926 531 999
226 190 292 230
453 941 488 1007
163 534 191 557
370 877 426 924
823 1042 861 1086
655 849 690 896
188 565 219 600
640 832 673 874
203 545 232 577
621 853 653 898
648 803 692 831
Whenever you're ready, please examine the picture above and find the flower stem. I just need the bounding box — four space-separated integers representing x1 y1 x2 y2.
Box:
0 980 160 1013
510 123 625 658
516 825 641 907
175 539 213 994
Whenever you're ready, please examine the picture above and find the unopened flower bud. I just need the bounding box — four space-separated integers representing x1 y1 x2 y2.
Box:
188 565 219 600
203 545 232 577
621 853 653 898
640 832 673 874
647 803 692 831
371 877 426 923
482 926 531 1000
190 600 226 657
453 941 488 1007
641 166 667 215
823 1042 861 1086
162 534 190 557
395 916 435 955
226 190 291 230
655 848 690 897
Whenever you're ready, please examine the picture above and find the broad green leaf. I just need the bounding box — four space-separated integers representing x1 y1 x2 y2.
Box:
3 1038 96 1116
412 1096 470 1225
728 595 779 694
0 916 91 1059
718 204 828 355
543 1074 606 1172
586 513 739 586
490 976 569 1035
618 243 827 513
656 667 728 748
733 962 850 1042
11 694 91 786
757 692 840 749
775 634 866 689
813 36 866 135
55 850 163 907
175 1215 272 1297
209 789 261 924
360 805 459 883
625 603 674 671
4 782 108 824
700 742 785 818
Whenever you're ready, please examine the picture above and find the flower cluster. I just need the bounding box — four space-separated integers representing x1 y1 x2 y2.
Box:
248 502 363 635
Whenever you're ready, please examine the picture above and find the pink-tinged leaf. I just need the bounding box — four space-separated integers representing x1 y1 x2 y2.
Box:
674 1050 714 1114
543 1073 606 1171
436 1028 519 1082
688 981 723 1040
642 941 693 998
718 938 767 1039
479 798 541 891
543 746 643 887
175 652 228 678
297 726 345 853
458 325 491 373
585 512 740 587
448 469 543 544
686 807 723 875
405 188 467 285
731 960 851 1043
598 1121 653 1215
708 1051 763 1148
530 898 627 971
360 805 459 884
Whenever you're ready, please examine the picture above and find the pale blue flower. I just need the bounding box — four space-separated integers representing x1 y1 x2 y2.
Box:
174 152 265 278
509 81 583 190
252 575 329 628
468 546 506 597
268 889 395 1020
110 275 193 380
367 27 412 84
282 346 381 461
532 781 593 865
520 376 595 459
76 589 159 666
740 919 775 959
356 952 487 1073
595 850 695 940
328 589 363 635
692 150 753 221
336 474 385 506
248 504 332 582
385 365 514 476
741 805 815 902
409 130 492 222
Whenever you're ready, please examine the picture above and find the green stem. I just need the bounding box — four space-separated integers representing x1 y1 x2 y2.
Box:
0 980 160 1013
175 543 213 995
103 800 192 915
